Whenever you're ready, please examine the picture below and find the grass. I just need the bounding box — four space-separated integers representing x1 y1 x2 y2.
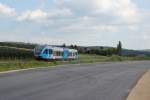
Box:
0 59 64 72
0 54 150 72
78 54 150 63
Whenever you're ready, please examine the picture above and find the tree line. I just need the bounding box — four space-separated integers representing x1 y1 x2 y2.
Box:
66 41 122 56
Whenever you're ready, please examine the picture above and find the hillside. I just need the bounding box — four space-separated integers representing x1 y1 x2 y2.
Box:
0 42 36 49
122 49 150 56
143 49 150 52
0 45 33 59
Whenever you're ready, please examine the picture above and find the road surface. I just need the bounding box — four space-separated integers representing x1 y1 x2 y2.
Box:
0 61 150 100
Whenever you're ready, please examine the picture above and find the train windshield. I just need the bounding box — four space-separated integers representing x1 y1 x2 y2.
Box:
34 45 45 55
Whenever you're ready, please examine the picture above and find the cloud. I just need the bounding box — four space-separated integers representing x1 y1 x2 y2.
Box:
0 3 16 16
29 36 65 45
16 0 140 24
113 0 139 23
17 9 48 21
59 22 118 34
56 0 140 24
49 8 73 18
17 8 72 22
95 0 139 23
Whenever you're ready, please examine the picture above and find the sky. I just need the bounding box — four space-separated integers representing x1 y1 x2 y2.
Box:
0 0 150 50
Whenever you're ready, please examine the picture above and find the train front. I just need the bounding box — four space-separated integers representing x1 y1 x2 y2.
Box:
34 45 46 60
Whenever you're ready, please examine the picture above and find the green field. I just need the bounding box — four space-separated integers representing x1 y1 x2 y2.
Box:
0 54 150 72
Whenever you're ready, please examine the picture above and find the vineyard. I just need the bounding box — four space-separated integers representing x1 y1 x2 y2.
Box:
0 46 34 59
0 42 36 59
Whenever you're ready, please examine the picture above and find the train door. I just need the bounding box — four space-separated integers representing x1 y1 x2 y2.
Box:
49 49 53 59
63 48 69 59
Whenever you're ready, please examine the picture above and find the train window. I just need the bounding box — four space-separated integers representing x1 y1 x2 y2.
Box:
59 51 62 56
69 52 73 56
53 51 56 56
49 49 52 54
76 52 78 56
59 52 61 56
57 51 59 56
55 51 60 56
61 52 63 56
58 52 60 56
43 49 48 54
57 51 63 56
56 52 58 56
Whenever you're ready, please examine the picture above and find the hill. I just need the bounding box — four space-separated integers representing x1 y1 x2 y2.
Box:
143 49 150 52
0 44 34 59
0 42 37 49
122 49 150 56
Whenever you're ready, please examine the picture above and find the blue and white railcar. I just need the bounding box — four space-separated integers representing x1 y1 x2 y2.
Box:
34 45 78 60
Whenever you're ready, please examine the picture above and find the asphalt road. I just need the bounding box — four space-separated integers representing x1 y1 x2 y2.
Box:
0 61 150 100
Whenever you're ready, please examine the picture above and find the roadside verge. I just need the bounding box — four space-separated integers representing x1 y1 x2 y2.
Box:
127 70 150 100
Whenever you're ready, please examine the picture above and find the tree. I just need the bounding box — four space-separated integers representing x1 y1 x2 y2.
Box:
70 44 74 49
100 46 104 50
74 45 78 49
117 41 122 56
62 43 66 47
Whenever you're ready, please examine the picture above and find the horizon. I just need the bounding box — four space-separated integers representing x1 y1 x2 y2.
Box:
1 40 150 51
0 0 150 50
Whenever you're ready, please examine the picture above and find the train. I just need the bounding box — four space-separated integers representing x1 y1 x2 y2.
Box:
34 45 78 61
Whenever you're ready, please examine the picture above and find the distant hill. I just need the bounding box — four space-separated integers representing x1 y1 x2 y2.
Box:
76 46 150 56
122 49 150 56
142 49 150 52
0 41 150 57
0 42 37 49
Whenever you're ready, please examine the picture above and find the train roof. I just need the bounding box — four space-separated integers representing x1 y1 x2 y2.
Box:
36 45 77 52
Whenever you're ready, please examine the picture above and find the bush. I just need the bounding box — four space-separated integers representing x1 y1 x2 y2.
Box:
108 55 122 61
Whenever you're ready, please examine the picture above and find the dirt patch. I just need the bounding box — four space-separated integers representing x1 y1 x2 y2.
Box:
127 70 150 100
